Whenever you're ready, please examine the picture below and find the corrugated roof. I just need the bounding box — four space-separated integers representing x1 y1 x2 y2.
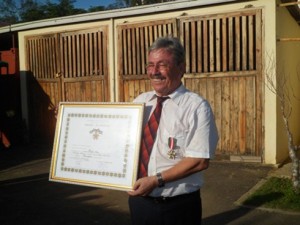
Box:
0 0 238 34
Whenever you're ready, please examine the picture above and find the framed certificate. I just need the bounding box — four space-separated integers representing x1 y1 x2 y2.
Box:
49 102 144 191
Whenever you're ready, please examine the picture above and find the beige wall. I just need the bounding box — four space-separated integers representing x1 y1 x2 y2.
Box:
275 0 300 163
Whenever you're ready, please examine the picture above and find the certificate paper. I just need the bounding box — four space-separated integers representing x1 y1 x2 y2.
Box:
49 102 144 191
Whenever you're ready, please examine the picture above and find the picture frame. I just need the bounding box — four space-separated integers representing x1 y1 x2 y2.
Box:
49 102 144 191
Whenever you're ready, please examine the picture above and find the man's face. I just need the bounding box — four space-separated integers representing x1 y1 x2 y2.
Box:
146 48 185 96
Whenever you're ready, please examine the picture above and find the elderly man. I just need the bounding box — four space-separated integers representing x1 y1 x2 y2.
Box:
128 37 219 225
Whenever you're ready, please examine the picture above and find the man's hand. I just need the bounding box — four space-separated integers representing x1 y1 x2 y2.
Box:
127 176 158 196
127 158 209 197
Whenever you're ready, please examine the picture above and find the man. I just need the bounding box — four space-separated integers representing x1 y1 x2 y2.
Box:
128 37 219 225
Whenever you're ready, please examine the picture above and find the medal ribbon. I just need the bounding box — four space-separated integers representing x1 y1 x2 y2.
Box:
168 137 174 150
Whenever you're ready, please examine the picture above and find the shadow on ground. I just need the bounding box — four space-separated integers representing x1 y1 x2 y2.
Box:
0 173 131 225
0 143 52 170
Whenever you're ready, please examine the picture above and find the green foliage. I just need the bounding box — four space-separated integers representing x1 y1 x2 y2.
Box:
243 177 300 212
87 6 106 13
0 0 19 23
19 0 45 22
0 0 175 24
0 0 118 24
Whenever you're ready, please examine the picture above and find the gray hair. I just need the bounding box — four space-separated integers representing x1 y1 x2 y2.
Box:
149 37 185 65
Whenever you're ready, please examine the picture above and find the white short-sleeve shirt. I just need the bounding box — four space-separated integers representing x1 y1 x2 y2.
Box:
134 85 219 197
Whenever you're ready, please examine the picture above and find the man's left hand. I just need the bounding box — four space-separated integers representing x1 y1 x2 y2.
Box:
127 176 158 196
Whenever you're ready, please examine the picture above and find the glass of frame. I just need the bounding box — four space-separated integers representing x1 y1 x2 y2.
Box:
49 102 144 191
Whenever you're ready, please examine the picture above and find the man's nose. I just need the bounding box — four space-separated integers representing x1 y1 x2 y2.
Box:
153 65 161 73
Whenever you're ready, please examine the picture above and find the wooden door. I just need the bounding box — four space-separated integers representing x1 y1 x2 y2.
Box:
180 8 263 156
59 27 109 102
25 26 109 143
26 33 60 143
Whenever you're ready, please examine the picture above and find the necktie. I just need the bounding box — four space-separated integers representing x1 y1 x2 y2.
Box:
138 96 169 178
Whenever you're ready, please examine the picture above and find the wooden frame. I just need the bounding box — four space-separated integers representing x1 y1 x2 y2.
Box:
49 102 144 191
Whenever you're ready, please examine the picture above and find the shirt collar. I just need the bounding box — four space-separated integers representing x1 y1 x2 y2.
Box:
147 84 188 102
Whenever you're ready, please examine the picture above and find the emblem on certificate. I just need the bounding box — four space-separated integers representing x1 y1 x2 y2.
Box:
90 128 103 140
167 137 177 159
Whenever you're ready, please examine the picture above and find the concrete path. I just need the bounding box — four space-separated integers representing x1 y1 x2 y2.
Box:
0 145 299 225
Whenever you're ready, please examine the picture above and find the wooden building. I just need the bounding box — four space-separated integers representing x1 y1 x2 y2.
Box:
0 0 299 164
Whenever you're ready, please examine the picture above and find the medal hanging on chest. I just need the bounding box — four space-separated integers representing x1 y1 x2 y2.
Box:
167 137 176 159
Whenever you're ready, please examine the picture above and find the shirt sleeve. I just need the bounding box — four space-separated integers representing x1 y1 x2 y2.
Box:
185 100 219 159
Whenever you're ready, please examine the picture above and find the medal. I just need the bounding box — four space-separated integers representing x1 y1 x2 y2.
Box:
167 137 177 159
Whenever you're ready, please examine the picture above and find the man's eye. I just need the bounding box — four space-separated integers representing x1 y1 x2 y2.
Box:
146 64 155 69
145 63 169 71
158 64 168 69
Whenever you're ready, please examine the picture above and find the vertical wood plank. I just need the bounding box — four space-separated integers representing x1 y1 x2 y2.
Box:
230 76 239 153
32 39 38 76
163 23 167 36
191 21 196 73
207 78 215 110
136 27 141 74
85 33 89 76
49 37 54 78
70 35 75 77
123 29 127 75
228 17 234 71
214 77 222 153
248 15 254 70
76 34 81 76
68 35 73 78
43 38 51 79
239 77 246 154
245 76 255 154
86 81 92 101
154 25 158 40
198 77 207 99
203 20 208 72
36 39 41 78
140 27 146 73
89 32 93 76
129 80 135 102
242 16 247 70
197 20 202 73
93 32 98 75
185 22 191 73
215 18 221 72
128 29 133 75
149 25 154 46
221 77 230 152
124 80 129 102
132 28 137 75
145 26 149 64
99 31 104 76
158 24 162 37
235 16 241 71
80 34 85 77
222 18 228 72
209 19 215 72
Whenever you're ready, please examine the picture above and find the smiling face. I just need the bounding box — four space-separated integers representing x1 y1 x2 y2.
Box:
147 48 185 96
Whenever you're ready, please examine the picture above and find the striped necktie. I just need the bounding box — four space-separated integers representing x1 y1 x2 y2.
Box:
138 96 169 178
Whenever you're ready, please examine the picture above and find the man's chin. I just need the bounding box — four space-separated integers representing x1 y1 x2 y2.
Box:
153 87 169 96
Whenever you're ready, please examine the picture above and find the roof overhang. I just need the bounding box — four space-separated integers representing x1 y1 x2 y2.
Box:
0 0 240 34
280 0 300 25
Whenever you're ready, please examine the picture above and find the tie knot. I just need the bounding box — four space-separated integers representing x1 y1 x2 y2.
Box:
156 96 169 104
